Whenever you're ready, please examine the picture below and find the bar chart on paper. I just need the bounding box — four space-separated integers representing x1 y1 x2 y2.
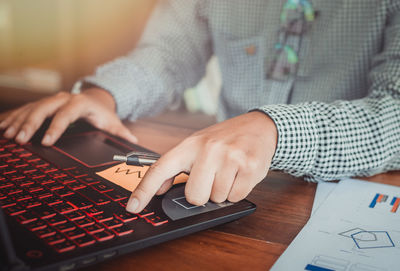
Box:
271 179 400 271
369 193 400 213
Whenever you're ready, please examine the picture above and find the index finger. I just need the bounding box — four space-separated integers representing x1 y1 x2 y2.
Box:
125 147 194 213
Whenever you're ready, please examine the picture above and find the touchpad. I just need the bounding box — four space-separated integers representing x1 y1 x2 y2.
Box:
52 131 133 168
162 185 233 221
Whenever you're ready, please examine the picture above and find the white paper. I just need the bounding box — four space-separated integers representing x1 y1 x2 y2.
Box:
272 178 400 271
311 181 338 215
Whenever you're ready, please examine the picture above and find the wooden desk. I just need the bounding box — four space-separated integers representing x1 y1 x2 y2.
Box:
84 117 399 271
1 111 398 270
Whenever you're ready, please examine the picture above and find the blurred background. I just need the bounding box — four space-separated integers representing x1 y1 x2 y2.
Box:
0 0 220 120
0 0 156 111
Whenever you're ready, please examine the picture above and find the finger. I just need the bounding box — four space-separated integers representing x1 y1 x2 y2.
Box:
106 119 138 144
0 105 30 130
41 102 84 146
15 98 70 144
184 152 218 206
3 107 33 139
210 164 238 203
126 146 194 213
227 160 265 203
155 177 174 195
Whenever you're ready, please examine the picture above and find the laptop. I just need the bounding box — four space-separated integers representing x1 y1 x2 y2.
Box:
0 120 256 271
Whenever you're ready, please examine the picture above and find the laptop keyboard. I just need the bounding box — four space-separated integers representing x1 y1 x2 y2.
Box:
0 136 168 254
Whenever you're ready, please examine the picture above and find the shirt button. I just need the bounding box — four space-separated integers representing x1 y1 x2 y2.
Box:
245 45 256 56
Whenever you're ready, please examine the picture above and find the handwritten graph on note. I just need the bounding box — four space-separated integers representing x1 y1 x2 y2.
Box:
96 163 188 192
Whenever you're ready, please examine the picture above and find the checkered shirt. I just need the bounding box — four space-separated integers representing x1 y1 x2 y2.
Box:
82 0 400 181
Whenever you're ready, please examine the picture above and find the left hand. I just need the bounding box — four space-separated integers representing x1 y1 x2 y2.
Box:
126 111 278 213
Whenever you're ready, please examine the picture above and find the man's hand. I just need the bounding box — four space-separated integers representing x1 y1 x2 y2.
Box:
126 111 277 213
0 89 137 146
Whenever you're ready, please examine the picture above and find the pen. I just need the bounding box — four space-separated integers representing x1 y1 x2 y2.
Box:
113 151 160 166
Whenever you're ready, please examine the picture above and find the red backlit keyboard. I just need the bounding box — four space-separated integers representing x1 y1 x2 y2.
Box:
0 137 168 254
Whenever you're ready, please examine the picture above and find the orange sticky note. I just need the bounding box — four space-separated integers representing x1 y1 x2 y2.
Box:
96 163 188 192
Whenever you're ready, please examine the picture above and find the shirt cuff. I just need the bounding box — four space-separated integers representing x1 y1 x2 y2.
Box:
79 58 161 121
253 104 319 181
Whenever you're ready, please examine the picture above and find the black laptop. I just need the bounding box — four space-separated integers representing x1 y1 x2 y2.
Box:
0 120 256 271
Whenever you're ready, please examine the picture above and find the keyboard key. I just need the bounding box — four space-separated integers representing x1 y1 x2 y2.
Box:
138 208 154 218
16 150 32 158
83 223 105 234
36 227 57 238
18 179 35 187
38 178 55 185
40 165 58 173
74 216 95 228
63 194 93 210
44 182 64 191
25 219 47 231
51 240 76 253
91 183 113 193
0 180 14 189
14 191 31 200
92 230 114 242
0 197 17 208
31 205 56 219
54 188 74 197
0 190 7 199
6 187 23 195
91 211 114 223
27 185 44 193
77 176 100 185
67 182 86 191
54 221 76 233
20 198 42 209
84 206 103 216
28 158 49 168
4 205 26 216
46 214 68 226
144 214 169 226
64 227 86 240
78 187 110 206
73 234 96 247
114 210 138 223
64 211 86 221
104 190 128 201
112 225 133 237
56 176 76 185
15 211 38 224
40 195 63 206
43 233 66 245
65 168 87 178
47 171 67 179
23 169 46 179
101 219 123 229
52 202 77 214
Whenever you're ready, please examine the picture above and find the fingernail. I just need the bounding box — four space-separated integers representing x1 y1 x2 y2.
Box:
0 121 5 129
16 130 26 142
131 135 138 143
42 134 52 145
4 127 15 138
126 197 139 213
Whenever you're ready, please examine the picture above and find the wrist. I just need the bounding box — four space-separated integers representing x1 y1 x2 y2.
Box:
248 111 278 154
81 88 116 112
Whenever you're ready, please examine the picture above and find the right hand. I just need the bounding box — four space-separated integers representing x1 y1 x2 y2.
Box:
0 88 138 146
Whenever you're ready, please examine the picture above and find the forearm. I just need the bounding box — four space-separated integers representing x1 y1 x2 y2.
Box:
257 94 400 181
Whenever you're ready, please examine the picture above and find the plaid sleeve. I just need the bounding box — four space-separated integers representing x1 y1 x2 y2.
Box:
83 0 211 121
256 4 400 181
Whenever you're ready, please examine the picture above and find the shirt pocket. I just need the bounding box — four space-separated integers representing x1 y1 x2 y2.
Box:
215 33 266 93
